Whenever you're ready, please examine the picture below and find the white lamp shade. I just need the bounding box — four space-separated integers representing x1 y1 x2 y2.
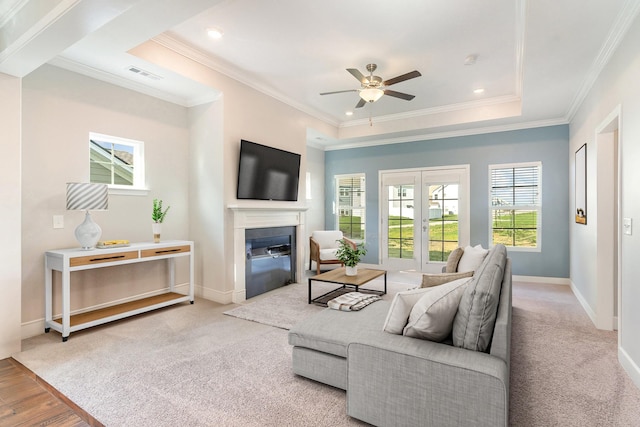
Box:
66 183 108 210
359 88 384 103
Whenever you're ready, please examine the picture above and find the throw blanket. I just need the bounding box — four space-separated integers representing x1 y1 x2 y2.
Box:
328 292 381 311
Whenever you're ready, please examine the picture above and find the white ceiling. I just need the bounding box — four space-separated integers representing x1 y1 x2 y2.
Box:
1 0 638 148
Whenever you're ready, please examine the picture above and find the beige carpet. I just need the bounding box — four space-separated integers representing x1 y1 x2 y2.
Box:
12 278 640 426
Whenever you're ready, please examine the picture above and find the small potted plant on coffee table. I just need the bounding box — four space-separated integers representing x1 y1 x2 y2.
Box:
335 238 367 276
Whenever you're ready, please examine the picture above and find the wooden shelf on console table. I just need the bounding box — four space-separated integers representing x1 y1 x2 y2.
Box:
44 240 194 342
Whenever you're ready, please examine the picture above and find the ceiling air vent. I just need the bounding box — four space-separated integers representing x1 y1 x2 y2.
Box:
127 66 162 81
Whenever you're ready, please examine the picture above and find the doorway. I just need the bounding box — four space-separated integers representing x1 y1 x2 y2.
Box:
380 165 470 272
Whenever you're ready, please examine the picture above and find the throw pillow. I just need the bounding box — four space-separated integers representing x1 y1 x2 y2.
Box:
421 270 473 288
452 244 507 352
403 277 472 341
457 244 489 273
445 247 464 273
382 287 432 335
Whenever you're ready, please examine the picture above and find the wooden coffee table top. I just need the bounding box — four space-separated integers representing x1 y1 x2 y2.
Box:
310 267 386 286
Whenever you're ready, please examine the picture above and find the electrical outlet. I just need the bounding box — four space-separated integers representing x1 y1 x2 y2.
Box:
623 218 632 236
53 215 64 229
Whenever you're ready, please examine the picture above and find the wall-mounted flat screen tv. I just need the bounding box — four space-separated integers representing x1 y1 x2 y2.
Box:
237 139 301 201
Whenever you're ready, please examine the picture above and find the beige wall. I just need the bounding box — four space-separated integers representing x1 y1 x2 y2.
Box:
0 73 22 357
569 13 640 386
304 145 326 264
21 65 191 335
131 40 335 301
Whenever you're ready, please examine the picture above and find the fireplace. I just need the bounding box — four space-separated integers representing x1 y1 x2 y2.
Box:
229 205 307 303
245 226 296 299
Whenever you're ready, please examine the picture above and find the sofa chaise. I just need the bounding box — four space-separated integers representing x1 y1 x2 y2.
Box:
288 244 511 426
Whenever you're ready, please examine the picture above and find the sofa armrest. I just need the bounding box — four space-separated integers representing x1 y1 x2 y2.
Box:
309 237 320 260
346 336 508 427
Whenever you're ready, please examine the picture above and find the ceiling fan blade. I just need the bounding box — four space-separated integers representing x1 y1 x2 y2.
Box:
355 98 367 108
320 89 358 95
347 68 366 83
383 70 422 86
384 90 415 101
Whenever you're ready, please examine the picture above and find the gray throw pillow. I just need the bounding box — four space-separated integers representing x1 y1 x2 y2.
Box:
452 244 507 352
445 247 464 273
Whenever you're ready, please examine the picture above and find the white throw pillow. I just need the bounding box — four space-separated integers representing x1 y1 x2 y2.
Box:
382 287 432 335
403 277 472 341
456 244 488 273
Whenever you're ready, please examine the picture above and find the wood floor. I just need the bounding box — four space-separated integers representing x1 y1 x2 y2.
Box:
0 358 101 427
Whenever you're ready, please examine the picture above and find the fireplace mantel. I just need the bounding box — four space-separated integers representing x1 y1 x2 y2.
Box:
228 204 308 302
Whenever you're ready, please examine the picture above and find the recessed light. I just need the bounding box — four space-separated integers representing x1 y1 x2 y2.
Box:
207 27 224 39
473 88 485 94
464 54 477 65
345 111 353 116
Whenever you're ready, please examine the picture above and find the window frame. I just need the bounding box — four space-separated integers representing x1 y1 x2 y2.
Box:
334 173 366 243
89 132 148 195
488 161 542 252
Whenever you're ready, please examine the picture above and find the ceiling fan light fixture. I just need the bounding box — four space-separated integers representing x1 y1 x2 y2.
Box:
359 88 384 103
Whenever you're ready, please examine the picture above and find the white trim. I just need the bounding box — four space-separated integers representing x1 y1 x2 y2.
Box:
513 275 570 285
619 346 640 390
198 284 234 305
570 279 598 327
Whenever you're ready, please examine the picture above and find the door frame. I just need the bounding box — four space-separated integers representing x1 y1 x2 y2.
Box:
378 164 471 272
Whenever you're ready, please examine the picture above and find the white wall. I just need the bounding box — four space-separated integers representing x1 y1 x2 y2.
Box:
130 40 336 298
0 72 22 357
21 65 191 334
304 144 326 266
569 12 640 386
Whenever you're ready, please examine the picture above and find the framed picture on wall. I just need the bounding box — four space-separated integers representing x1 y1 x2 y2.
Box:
575 143 587 224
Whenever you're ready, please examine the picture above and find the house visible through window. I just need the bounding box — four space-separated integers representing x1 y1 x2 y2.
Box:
489 162 541 250
90 132 145 190
335 174 365 240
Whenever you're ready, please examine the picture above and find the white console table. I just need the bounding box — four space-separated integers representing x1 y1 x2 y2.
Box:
45 240 194 342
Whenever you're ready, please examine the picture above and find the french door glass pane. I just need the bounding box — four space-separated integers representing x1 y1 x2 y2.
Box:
387 184 415 259
428 184 459 262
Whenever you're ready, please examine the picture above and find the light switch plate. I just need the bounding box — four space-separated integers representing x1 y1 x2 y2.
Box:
53 215 64 229
623 217 632 235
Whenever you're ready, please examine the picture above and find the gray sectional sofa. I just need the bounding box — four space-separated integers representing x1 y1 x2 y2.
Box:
288 244 512 426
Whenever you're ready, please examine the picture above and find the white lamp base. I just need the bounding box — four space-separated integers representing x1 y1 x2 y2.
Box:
75 211 102 250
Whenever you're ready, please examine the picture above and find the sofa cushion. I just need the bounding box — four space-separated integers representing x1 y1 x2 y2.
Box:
319 248 339 260
452 244 507 352
403 277 471 341
445 247 464 273
457 244 488 273
382 287 432 335
312 230 343 249
289 301 390 358
421 270 473 288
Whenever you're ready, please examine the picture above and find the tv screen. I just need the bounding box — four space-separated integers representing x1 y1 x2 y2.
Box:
237 139 301 201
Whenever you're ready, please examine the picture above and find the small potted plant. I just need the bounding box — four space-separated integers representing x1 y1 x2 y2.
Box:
152 199 170 243
335 238 367 276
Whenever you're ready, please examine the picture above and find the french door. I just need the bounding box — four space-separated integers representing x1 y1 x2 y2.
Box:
380 166 469 272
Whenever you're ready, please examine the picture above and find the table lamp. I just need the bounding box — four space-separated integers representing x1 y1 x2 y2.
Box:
66 182 108 250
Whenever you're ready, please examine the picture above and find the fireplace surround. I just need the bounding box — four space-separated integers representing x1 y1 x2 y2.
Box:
229 205 307 303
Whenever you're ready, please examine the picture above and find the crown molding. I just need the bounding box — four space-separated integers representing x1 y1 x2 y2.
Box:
565 0 640 121
322 117 569 151
339 95 521 128
0 0 29 28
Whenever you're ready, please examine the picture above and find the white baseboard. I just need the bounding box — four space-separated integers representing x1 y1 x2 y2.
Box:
199 285 234 304
619 346 640 390
569 280 598 326
512 275 571 285
21 282 191 340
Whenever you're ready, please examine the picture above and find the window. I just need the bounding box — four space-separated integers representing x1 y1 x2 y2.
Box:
335 174 365 240
90 132 146 192
489 162 541 250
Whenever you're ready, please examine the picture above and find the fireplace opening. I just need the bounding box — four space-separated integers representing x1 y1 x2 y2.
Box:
245 226 296 299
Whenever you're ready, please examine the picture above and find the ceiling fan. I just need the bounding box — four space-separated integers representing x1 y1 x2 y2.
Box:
320 63 422 109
